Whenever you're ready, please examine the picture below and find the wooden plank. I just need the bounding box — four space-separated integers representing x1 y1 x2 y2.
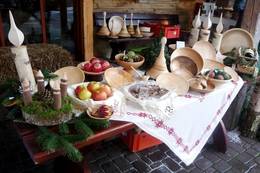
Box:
83 0 94 61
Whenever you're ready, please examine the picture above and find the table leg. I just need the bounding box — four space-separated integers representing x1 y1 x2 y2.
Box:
212 120 227 153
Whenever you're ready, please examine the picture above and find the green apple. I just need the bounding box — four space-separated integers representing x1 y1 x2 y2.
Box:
78 88 92 100
87 81 101 92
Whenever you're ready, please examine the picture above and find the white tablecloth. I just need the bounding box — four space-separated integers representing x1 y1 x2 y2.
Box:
110 78 244 165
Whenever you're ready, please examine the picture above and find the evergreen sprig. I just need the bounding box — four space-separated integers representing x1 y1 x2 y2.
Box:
74 119 94 138
59 123 70 135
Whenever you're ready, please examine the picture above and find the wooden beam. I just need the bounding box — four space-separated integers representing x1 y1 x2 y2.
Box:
40 0 47 43
83 0 94 61
241 0 260 35
0 12 5 46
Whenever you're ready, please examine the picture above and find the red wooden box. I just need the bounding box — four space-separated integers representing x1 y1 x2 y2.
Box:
164 25 180 39
121 130 162 152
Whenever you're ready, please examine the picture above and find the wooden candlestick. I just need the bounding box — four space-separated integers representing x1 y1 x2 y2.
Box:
128 13 135 35
146 37 169 79
118 14 131 38
199 10 212 41
212 13 223 52
188 9 201 47
60 73 68 98
96 11 110 36
52 81 61 110
133 20 143 38
36 70 45 93
22 79 32 106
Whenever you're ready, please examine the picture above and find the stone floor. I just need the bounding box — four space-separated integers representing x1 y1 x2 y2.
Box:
0 121 260 173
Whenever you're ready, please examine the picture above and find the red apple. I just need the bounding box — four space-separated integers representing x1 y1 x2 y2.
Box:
101 60 110 70
83 62 92 72
90 57 101 64
99 84 112 97
97 105 113 117
92 90 107 101
75 85 84 96
87 82 101 93
78 88 92 100
92 62 103 73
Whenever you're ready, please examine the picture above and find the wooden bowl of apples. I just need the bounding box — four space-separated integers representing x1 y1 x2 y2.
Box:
77 57 111 81
87 104 113 120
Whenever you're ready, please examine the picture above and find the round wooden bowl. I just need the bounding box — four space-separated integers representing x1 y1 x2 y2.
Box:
115 53 145 74
77 62 107 81
189 78 215 93
171 68 194 81
203 59 225 70
201 69 232 85
104 67 134 89
50 66 85 88
156 73 189 96
192 40 216 60
170 47 204 75
86 106 113 120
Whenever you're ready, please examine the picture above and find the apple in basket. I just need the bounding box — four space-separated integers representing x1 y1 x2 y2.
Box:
87 81 101 92
75 85 92 100
90 105 113 118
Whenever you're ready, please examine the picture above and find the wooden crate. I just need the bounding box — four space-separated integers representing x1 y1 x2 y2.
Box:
121 129 162 152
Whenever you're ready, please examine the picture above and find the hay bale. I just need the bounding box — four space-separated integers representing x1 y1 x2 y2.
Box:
0 44 74 83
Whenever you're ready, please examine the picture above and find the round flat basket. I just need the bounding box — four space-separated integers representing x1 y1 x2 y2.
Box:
22 111 73 126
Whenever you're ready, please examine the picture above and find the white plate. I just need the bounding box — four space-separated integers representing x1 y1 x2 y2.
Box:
108 16 124 35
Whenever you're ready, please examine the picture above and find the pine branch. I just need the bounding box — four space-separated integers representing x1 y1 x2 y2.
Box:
59 123 70 135
59 137 83 162
82 117 110 129
62 134 86 143
74 119 94 138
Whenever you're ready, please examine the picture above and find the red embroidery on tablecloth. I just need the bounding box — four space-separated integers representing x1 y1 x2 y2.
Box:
126 81 239 154
183 93 205 102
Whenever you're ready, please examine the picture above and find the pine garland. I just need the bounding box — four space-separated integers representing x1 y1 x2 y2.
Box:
36 113 110 162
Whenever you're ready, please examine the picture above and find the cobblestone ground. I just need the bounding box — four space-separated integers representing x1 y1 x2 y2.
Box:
0 121 260 173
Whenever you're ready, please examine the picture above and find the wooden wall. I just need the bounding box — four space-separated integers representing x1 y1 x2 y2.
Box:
93 0 179 14
93 0 199 30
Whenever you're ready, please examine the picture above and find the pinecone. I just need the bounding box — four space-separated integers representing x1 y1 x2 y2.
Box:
34 89 53 103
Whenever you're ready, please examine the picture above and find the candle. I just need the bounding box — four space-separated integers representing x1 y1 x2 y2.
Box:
52 80 61 110
188 9 201 47
36 70 45 93
8 11 37 93
212 13 223 52
199 11 212 41
22 79 32 106
60 73 68 98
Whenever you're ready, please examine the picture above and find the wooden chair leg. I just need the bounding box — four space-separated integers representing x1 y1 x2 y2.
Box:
83 154 91 173
212 120 227 153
